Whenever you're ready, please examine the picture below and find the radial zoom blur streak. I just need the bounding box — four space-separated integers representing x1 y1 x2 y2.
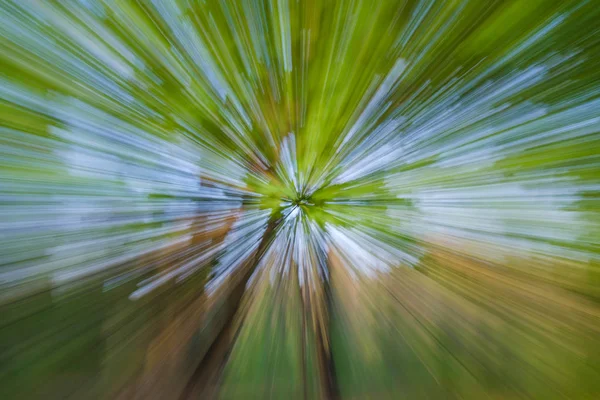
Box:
1 0 600 399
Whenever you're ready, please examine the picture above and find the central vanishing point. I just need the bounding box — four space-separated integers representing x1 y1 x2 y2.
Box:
292 194 311 207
